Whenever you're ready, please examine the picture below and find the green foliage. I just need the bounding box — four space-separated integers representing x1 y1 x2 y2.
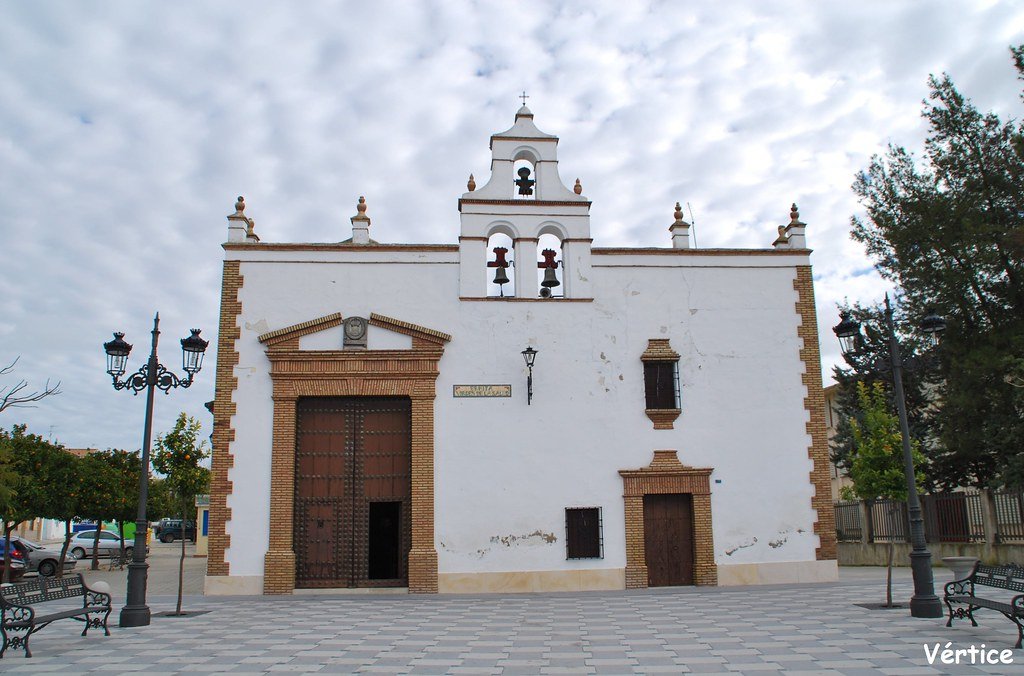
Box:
97 449 141 523
830 304 938 488
0 425 67 524
76 453 119 523
844 382 925 501
153 412 209 615
848 45 1024 488
146 476 175 521
45 447 82 524
0 425 72 580
0 433 21 517
153 413 209 513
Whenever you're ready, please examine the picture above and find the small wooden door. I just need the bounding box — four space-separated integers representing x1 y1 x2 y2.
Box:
643 493 695 586
294 397 411 588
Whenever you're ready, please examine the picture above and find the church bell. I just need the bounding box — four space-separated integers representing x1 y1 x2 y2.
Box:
492 265 510 287
541 267 560 289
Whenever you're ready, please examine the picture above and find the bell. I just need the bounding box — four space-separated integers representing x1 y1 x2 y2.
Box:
541 267 560 288
493 265 510 287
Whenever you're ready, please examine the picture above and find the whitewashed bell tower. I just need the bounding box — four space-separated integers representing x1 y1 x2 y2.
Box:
458 104 593 299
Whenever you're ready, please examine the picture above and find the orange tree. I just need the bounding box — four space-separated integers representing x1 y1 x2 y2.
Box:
0 426 67 581
841 382 927 607
153 412 209 615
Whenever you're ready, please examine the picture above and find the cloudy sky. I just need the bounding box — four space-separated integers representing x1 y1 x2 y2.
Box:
1 1 1021 451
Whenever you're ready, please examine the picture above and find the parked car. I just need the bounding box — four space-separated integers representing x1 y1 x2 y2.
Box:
68 530 142 559
154 519 196 543
0 539 26 582
2 537 77 577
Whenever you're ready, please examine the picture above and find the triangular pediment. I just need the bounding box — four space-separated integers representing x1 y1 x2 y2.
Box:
258 311 451 348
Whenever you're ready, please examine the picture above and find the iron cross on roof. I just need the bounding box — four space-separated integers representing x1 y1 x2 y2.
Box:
519 91 529 106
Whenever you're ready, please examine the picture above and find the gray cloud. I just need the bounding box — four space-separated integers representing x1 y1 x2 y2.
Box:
1 0 1019 449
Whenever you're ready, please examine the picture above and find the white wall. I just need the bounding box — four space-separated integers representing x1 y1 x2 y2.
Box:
223 247 820 580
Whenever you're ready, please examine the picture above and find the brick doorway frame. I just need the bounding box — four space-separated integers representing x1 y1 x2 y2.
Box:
258 313 449 594
619 450 717 587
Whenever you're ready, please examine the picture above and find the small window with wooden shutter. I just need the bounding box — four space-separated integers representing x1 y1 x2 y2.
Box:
644 362 678 409
565 507 603 559
641 339 681 429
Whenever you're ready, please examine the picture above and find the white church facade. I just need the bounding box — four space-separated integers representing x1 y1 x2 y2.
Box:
205 105 837 595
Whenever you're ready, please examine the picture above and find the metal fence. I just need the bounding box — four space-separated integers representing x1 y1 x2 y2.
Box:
995 491 1024 542
921 492 984 543
833 490 1024 544
834 501 862 542
868 499 909 542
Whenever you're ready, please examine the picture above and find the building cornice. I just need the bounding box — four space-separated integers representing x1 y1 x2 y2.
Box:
593 247 812 256
224 243 459 253
458 198 591 211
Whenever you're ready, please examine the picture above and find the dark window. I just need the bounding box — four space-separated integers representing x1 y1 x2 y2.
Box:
565 507 603 559
644 361 679 409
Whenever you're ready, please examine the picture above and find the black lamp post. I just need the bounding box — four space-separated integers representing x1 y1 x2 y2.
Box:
833 295 945 618
521 346 537 405
104 313 208 628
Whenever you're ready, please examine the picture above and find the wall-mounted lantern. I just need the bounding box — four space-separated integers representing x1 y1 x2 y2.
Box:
521 346 537 405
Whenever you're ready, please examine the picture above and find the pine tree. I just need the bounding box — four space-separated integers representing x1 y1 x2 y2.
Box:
849 45 1024 488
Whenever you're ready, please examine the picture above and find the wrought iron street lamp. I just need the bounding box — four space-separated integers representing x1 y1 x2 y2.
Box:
833 295 946 618
103 313 208 627
521 346 537 405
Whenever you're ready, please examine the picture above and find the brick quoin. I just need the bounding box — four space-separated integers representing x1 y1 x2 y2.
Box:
794 266 837 561
208 260 243 578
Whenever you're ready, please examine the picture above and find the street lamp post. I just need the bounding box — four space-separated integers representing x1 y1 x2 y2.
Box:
103 313 208 628
833 295 945 618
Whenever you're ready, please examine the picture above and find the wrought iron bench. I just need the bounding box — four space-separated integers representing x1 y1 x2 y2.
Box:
0 573 111 658
944 562 1024 648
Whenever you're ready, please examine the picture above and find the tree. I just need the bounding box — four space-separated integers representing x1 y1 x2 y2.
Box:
76 452 120 570
153 413 209 615
146 476 175 523
0 431 21 583
99 449 142 551
0 426 66 582
841 382 926 607
830 303 940 489
849 45 1024 488
0 358 61 414
44 449 84 577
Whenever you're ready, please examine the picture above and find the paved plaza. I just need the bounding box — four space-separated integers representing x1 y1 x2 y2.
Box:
2 552 1021 675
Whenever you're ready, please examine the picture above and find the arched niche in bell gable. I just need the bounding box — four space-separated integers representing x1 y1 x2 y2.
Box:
511 147 540 200
485 221 518 298
536 221 567 298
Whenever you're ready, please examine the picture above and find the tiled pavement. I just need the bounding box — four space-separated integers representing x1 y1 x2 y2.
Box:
2 571 1022 675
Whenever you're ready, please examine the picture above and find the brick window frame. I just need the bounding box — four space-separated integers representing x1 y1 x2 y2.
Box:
641 339 681 429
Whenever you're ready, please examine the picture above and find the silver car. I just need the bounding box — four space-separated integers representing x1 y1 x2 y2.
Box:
68 530 135 560
8 537 78 577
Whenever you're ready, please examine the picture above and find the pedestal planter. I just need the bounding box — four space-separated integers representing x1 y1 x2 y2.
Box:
941 556 979 581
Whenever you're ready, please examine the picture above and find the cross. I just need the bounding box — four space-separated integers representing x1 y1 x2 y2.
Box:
519 91 529 106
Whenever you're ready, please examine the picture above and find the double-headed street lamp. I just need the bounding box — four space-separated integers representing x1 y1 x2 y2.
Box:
833 295 946 618
103 313 208 628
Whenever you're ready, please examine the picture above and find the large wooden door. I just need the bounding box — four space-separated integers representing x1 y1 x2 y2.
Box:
643 493 695 586
294 397 411 588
